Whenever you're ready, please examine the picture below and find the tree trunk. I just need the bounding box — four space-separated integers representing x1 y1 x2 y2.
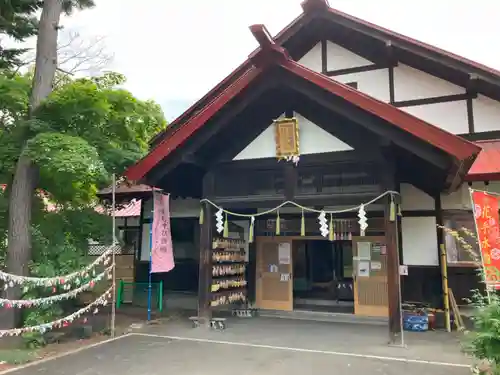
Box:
29 0 64 113
1 0 63 331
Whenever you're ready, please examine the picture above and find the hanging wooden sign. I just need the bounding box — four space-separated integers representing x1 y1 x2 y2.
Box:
274 117 299 159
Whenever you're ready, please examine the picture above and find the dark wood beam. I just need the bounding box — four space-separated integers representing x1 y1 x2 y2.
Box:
386 41 396 104
284 164 297 200
181 153 207 167
461 130 500 141
435 194 445 311
284 73 449 170
392 92 476 108
325 63 387 77
466 97 475 133
320 12 500 87
197 171 215 327
380 156 402 346
135 196 146 280
217 151 367 169
321 39 327 74
214 191 379 209
147 78 277 184
207 90 289 165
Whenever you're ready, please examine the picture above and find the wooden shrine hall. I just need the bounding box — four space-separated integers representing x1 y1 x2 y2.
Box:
125 3 483 343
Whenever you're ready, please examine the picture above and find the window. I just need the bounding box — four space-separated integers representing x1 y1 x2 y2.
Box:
345 82 358 90
443 210 479 264
119 227 140 255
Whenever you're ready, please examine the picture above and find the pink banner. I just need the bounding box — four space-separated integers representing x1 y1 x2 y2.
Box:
151 191 175 273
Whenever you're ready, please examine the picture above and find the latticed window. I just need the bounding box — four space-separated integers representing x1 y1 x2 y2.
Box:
443 210 479 264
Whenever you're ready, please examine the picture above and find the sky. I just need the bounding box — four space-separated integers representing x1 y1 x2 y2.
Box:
58 0 500 120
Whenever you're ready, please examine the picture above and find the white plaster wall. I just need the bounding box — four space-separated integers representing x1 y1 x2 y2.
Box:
297 41 390 103
297 42 500 135
473 95 500 132
400 101 469 134
441 182 500 210
400 183 434 211
394 64 464 101
297 42 322 73
233 112 352 161
332 69 391 103
297 41 374 73
326 41 373 71
401 216 439 266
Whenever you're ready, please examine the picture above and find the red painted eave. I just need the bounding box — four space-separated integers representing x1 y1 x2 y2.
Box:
125 43 481 182
149 11 309 147
280 58 481 161
125 67 262 181
465 140 500 182
149 1 500 148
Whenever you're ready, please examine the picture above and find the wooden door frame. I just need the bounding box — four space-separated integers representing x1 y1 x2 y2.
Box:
255 236 294 311
352 236 388 317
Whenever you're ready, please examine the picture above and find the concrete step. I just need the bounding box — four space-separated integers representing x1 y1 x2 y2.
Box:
259 309 389 325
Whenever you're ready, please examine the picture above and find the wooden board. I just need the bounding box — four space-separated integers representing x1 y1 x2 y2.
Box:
352 236 389 317
255 236 293 311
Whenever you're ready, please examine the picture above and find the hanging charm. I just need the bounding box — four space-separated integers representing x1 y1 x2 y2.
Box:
223 213 229 238
276 210 281 235
199 206 204 225
358 204 368 236
389 194 396 222
249 216 255 243
300 209 305 236
215 209 224 234
318 211 329 237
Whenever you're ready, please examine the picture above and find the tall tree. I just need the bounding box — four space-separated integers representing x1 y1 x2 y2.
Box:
4 0 96 329
0 69 166 330
0 0 41 69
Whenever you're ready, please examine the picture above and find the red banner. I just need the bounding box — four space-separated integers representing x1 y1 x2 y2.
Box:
471 190 500 288
151 191 175 273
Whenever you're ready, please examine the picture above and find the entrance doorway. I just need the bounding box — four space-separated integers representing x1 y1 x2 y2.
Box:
254 235 389 317
292 239 354 314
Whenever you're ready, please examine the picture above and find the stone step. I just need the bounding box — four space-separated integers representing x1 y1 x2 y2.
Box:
259 309 388 325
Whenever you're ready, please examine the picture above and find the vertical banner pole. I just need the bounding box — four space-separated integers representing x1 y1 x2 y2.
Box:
396 218 405 347
440 244 451 332
111 174 117 338
469 188 493 304
148 215 153 321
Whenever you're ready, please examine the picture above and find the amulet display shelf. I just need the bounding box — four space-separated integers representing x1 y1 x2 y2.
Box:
192 237 252 330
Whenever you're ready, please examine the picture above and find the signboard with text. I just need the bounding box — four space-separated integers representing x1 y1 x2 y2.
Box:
471 190 500 288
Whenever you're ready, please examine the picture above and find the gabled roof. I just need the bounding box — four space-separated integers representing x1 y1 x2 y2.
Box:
466 140 500 182
125 24 480 183
150 0 500 147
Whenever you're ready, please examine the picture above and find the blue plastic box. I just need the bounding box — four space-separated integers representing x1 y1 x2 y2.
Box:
403 312 429 332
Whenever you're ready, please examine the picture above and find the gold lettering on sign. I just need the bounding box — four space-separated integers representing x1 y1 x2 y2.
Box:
274 117 299 159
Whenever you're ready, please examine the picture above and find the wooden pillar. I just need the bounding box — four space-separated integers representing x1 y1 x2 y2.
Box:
197 172 215 327
381 159 402 345
435 194 451 332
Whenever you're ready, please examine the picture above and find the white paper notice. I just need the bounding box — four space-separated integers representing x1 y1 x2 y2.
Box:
280 273 290 281
278 243 291 264
358 242 371 260
357 260 370 277
399 265 409 276
371 261 382 270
